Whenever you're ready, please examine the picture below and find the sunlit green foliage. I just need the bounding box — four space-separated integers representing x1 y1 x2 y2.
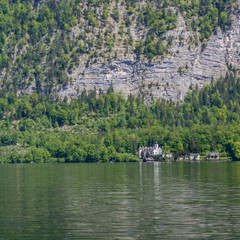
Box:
0 74 240 163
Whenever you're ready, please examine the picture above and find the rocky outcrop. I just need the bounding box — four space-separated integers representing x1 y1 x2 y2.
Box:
60 9 240 102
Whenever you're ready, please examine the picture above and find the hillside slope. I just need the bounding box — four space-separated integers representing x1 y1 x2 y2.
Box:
0 0 239 101
61 9 240 101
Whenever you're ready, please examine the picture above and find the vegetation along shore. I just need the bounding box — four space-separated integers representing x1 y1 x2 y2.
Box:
1 74 240 163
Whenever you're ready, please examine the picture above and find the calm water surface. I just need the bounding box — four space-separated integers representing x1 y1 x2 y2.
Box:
0 162 240 239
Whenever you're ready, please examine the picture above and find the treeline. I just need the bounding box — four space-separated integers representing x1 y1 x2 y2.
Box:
1 74 240 163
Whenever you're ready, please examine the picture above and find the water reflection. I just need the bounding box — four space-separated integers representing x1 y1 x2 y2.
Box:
0 162 240 239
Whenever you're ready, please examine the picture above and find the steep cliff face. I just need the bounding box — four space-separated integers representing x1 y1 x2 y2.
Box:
0 0 239 101
60 8 240 101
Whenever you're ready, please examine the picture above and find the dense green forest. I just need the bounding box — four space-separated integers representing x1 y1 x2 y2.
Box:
0 0 234 97
1 73 240 163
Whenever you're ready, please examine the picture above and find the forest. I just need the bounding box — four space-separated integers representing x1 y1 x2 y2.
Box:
1 73 240 163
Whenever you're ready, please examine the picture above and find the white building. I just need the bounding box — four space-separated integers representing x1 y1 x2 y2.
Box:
139 143 163 159
190 153 200 161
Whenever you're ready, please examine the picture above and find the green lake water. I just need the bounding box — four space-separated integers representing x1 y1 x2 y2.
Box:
0 162 240 239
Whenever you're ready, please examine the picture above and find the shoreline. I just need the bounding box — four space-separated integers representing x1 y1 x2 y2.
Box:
0 159 234 164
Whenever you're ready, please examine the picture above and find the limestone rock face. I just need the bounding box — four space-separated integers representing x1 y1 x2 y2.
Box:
60 9 240 102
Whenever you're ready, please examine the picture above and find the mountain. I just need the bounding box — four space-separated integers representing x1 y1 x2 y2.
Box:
0 0 239 101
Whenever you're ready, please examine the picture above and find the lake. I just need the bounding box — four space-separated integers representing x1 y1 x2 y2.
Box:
0 162 240 239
